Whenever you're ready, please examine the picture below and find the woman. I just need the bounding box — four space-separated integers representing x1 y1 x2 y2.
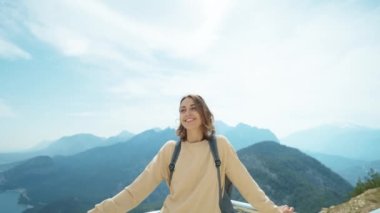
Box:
88 94 294 213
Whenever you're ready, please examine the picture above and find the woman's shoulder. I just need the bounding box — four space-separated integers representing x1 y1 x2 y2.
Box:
160 139 177 152
163 139 177 147
165 139 177 146
154 140 177 160
215 134 232 147
215 135 236 158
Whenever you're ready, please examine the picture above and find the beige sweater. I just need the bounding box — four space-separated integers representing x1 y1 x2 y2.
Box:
88 135 281 213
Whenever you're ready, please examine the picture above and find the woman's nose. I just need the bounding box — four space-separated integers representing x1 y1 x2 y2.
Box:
184 109 190 116
184 109 193 116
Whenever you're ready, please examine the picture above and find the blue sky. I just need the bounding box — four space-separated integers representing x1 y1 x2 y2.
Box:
1 0 379 151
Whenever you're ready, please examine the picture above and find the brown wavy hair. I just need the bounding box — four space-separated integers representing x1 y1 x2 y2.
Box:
176 94 215 141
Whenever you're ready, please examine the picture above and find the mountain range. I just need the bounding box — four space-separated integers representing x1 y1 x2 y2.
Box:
0 131 134 166
0 125 353 213
0 121 272 166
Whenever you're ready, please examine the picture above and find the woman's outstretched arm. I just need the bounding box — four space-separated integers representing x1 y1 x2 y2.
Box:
88 141 174 213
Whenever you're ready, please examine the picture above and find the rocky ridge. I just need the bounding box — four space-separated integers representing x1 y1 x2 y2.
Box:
320 187 380 213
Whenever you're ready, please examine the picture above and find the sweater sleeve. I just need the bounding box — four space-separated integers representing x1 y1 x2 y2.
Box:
87 141 174 213
219 136 281 213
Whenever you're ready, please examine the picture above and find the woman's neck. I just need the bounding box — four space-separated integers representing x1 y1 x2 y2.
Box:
186 130 203 143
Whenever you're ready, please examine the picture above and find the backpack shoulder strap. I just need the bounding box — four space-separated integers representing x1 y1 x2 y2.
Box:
208 135 221 167
168 140 181 186
208 135 223 200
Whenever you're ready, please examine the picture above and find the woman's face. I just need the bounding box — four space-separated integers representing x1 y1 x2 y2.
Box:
179 97 202 131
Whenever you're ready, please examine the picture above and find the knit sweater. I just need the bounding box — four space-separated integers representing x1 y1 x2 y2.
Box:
88 135 281 213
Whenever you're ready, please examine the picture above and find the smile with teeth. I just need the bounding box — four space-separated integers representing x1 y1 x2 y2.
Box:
185 118 195 123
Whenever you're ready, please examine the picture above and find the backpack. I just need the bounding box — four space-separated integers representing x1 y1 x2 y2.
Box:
168 135 236 213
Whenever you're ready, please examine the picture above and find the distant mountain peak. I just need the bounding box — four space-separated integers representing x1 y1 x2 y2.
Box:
58 133 105 141
236 122 252 128
115 130 134 137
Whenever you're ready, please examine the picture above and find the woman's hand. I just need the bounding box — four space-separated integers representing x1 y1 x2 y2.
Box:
280 205 294 213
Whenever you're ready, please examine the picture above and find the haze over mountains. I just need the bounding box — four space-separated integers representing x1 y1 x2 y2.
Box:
281 124 380 185
214 121 279 150
0 121 272 165
282 123 380 161
0 131 134 165
0 121 378 212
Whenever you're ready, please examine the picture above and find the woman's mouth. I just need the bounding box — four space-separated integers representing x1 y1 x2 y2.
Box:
185 118 195 123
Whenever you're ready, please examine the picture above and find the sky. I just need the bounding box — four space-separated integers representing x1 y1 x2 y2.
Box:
0 0 379 151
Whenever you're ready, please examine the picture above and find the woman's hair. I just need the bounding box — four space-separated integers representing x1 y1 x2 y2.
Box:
176 94 215 141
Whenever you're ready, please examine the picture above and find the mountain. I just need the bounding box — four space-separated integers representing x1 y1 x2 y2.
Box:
0 134 105 165
0 128 353 213
42 133 106 156
320 187 380 213
281 124 380 161
0 131 134 165
215 120 279 150
232 141 353 213
0 128 176 213
105 130 134 144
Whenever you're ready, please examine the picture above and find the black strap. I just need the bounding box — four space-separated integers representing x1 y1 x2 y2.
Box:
208 135 223 201
168 140 181 186
209 136 236 213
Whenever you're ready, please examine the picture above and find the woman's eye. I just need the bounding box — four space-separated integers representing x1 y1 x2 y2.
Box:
180 109 186 113
190 107 197 111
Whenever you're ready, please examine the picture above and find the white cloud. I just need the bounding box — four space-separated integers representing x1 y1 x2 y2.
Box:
0 37 31 59
183 0 380 136
23 0 234 69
